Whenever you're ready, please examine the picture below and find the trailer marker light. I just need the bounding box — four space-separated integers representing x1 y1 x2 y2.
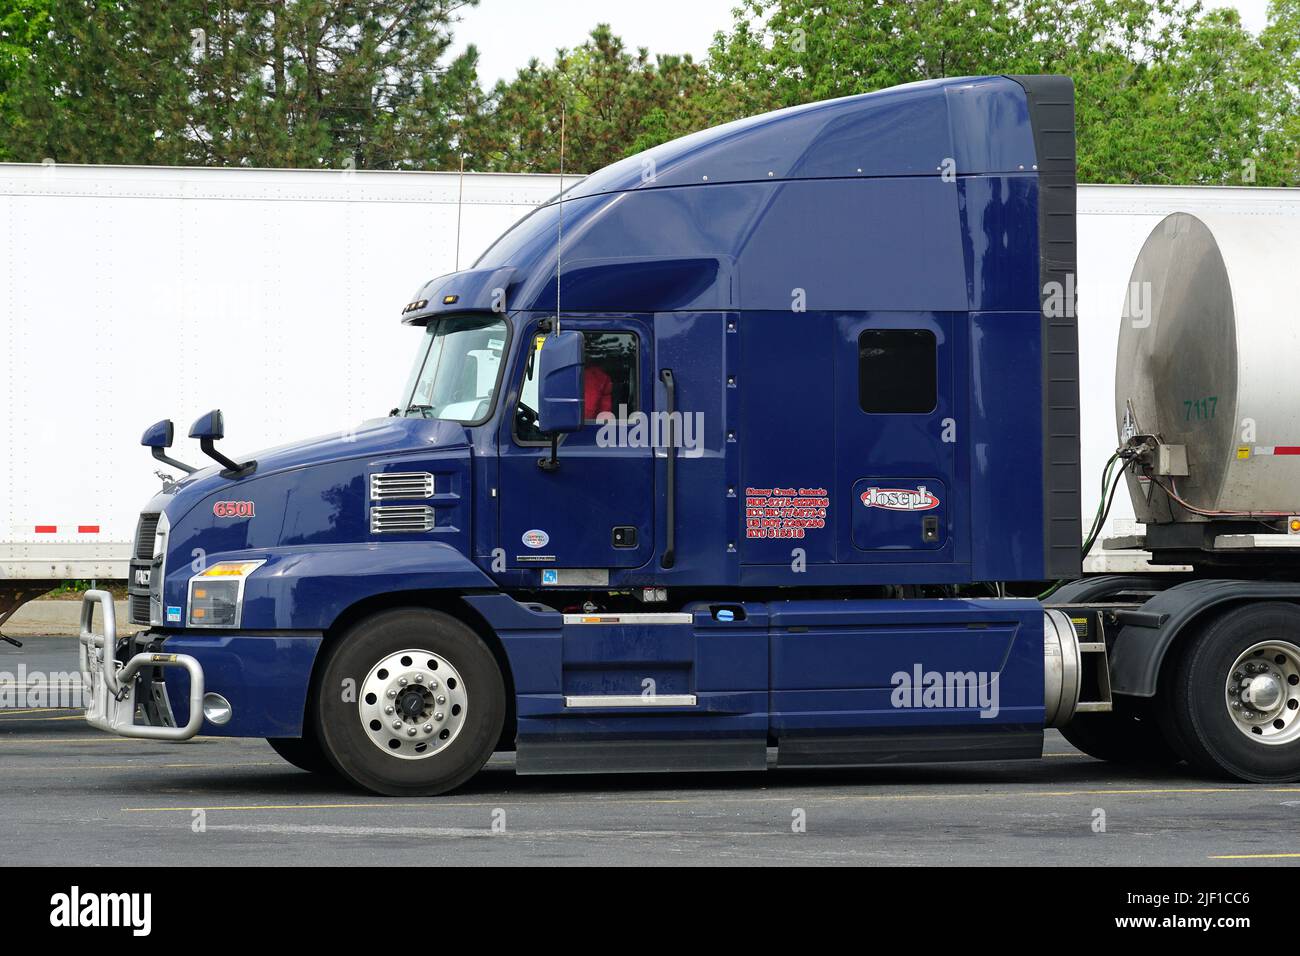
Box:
442 295 458 304
1289 517 1300 534
77 525 100 533
34 525 57 533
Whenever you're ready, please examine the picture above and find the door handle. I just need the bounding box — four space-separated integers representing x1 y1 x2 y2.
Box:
659 368 676 570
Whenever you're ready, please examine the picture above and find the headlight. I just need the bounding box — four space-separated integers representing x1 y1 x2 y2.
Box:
187 560 265 628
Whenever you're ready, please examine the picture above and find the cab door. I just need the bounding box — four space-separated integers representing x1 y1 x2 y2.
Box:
497 317 654 570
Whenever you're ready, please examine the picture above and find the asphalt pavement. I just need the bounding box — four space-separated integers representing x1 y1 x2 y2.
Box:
3 637 1298 866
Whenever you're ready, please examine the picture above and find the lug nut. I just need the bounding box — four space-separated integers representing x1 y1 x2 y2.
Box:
415 674 424 683
391 720 402 730
423 724 433 733
434 712 444 722
436 695 446 705
407 727 417 736
399 677 408 686
387 689 397 699
429 679 438 690
385 705 394 715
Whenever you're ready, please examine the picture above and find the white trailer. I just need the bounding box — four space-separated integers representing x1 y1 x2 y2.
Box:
0 163 566 627
0 166 1295 622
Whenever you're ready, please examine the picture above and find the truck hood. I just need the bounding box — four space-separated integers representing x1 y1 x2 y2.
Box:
142 415 473 562
176 416 470 486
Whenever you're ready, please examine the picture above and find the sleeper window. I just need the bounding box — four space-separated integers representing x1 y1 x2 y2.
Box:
858 328 937 414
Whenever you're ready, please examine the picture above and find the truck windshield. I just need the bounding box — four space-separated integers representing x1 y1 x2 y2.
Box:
399 315 508 423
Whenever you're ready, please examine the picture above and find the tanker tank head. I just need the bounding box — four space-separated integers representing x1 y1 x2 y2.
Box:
140 418 196 475
189 409 257 479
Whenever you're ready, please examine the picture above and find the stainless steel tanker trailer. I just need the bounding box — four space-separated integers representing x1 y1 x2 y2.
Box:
1054 210 1300 783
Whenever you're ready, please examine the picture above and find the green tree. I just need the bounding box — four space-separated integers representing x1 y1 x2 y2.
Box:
3 0 484 168
0 0 51 159
707 0 1297 185
1261 0 1299 184
471 23 715 173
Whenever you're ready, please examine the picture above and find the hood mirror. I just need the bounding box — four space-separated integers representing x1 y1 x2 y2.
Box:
189 409 257 479
141 418 196 474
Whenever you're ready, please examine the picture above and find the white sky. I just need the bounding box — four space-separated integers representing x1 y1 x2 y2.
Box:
451 0 1275 88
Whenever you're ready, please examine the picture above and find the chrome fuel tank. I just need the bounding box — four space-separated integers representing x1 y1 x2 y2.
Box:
1116 212 1300 521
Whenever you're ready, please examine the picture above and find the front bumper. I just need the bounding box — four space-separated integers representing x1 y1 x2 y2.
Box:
79 590 206 740
79 590 324 740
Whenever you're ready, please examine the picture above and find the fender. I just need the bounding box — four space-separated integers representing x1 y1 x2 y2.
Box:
1108 579 1300 697
237 541 497 630
1049 574 1178 604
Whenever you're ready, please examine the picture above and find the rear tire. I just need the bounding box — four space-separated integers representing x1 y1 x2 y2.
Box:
315 608 505 796
1059 696 1180 765
1158 602 1300 784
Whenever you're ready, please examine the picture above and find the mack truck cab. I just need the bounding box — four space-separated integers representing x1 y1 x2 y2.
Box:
79 74 1300 795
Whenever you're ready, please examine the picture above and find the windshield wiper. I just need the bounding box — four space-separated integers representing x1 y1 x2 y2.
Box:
403 404 435 419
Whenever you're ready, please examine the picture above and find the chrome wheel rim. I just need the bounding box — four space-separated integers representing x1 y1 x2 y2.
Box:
1224 641 1300 745
358 649 468 760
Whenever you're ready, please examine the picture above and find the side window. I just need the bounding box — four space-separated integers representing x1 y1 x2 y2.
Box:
516 330 639 442
858 328 936 414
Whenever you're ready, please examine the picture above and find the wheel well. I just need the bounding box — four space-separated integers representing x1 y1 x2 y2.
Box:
1152 598 1300 696
313 590 517 752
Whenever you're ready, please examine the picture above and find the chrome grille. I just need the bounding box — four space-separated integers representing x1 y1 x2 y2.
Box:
134 513 161 559
129 511 167 626
370 472 435 500
370 505 435 534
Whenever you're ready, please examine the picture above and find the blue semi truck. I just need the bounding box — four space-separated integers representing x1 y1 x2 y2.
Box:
79 74 1300 794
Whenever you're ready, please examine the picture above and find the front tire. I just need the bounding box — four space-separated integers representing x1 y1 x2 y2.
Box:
267 731 336 776
315 608 505 796
1158 602 1300 783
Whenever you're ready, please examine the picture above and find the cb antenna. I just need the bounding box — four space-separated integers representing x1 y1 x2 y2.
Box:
554 101 565 336
453 152 465 271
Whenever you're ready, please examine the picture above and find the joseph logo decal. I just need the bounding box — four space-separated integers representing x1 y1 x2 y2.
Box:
859 486 940 512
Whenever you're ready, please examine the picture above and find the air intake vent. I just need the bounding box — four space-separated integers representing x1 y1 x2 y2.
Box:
370 505 435 534
134 513 161 559
370 472 435 501
129 593 151 625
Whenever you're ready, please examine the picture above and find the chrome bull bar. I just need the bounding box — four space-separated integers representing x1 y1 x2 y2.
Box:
79 589 205 740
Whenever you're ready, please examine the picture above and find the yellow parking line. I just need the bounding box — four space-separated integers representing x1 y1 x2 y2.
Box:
0 736 139 744
18 761 281 772
125 803 396 812
0 714 83 722
1209 852 1300 860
